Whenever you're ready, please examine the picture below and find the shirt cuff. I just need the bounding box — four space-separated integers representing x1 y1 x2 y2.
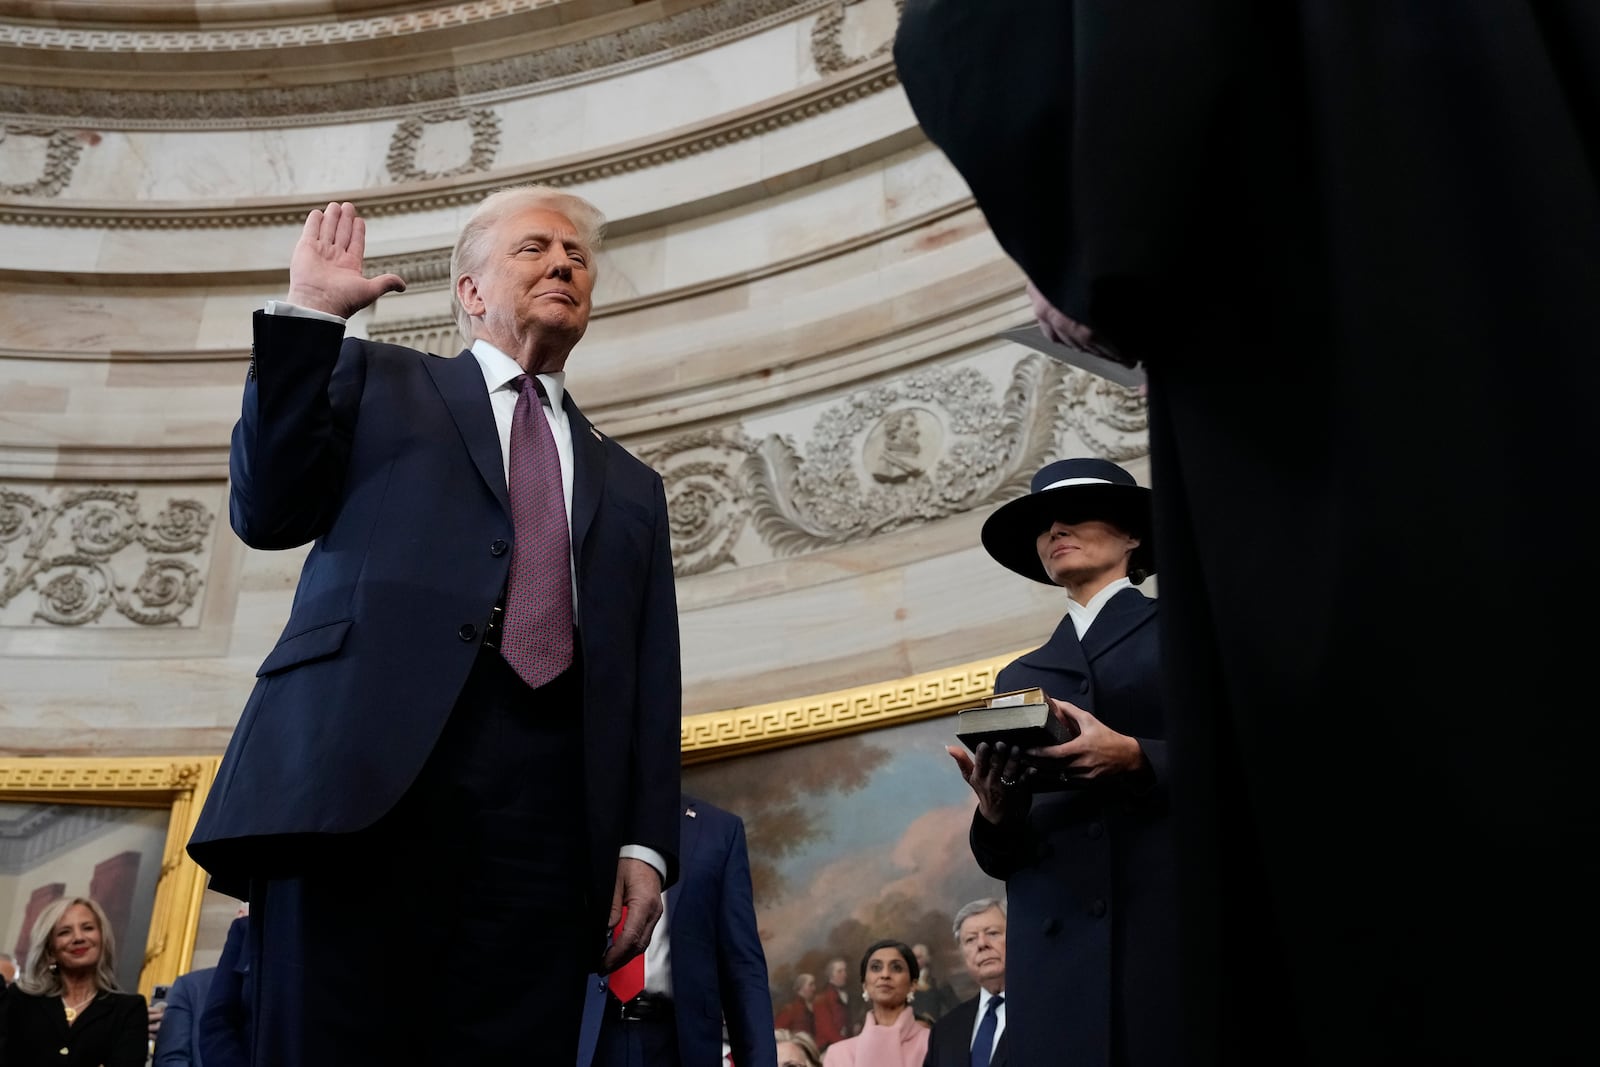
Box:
264 300 347 325
618 845 667 885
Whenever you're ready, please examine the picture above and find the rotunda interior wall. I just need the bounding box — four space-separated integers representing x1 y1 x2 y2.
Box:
0 0 1151 759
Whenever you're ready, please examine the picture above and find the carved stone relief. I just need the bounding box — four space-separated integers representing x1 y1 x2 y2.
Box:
0 64 899 228
0 0 819 126
369 315 465 357
644 353 1150 576
0 1 572 52
1060 370 1153 463
0 125 84 198
386 108 501 183
810 0 903 75
0 488 214 627
639 429 757 577
366 251 452 292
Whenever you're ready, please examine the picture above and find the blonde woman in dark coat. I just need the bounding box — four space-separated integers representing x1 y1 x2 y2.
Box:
0 896 148 1067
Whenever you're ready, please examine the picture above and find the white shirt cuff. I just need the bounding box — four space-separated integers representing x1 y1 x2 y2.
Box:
618 845 667 885
264 300 347 325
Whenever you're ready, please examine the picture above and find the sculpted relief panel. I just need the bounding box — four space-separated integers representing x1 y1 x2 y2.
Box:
386 108 502 183
0 358 1140 643
810 0 903 75
0 487 216 628
0 125 84 198
645 351 1150 577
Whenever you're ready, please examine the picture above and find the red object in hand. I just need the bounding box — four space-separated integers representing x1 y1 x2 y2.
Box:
607 905 645 1002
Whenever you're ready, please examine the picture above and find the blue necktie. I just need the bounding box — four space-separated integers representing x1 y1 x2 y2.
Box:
970 992 1003 1067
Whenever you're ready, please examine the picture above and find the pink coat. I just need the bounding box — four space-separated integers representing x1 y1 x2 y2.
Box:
821 1007 929 1067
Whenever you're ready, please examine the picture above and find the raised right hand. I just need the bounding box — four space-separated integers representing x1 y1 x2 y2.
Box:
285 201 407 318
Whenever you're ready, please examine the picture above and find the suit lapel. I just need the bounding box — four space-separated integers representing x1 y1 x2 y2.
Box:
423 351 509 517
668 800 701 915
565 395 607 565
1014 610 1092 679
1078 587 1155 663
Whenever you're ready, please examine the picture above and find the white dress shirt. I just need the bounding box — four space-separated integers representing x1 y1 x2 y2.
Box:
1065 576 1133 638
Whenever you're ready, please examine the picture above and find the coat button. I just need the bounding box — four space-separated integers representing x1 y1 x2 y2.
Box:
1091 899 1107 918
490 539 508 557
458 623 477 641
1077 678 1089 694
1042 917 1061 935
1088 821 1104 839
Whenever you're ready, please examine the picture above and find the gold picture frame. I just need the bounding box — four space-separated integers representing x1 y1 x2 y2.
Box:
679 650 1025 764
678 652 1026 1018
0 755 220 998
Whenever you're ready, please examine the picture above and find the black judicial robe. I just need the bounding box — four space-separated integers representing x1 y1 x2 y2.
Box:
896 3 1600 1063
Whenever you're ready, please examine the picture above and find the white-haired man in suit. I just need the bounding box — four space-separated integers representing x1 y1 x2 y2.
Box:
922 899 1007 1067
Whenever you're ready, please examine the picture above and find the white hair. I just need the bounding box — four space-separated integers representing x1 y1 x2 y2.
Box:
950 897 1007 943
449 183 607 338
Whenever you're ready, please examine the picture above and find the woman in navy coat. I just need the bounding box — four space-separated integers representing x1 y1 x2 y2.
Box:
947 458 1179 1067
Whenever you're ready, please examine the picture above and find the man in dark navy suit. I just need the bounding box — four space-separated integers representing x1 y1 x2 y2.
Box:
581 795 776 1067
188 188 682 1065
894 2 1600 1063
196 911 251 1067
151 964 216 1066
922 898 1008 1067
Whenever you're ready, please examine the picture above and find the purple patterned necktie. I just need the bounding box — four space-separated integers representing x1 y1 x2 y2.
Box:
500 374 574 688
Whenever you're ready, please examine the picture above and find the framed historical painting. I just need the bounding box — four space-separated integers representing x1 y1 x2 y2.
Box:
680 652 1020 1020
0 756 220 998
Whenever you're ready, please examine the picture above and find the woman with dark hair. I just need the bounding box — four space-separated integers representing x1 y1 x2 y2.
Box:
820 940 929 1067
0 895 149 1066
945 457 1179 1066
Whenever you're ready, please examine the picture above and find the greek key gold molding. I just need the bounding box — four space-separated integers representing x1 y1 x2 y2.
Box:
0 60 900 229
0 755 221 998
680 651 1027 764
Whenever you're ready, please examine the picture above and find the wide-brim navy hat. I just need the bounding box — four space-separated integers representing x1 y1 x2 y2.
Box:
981 457 1154 585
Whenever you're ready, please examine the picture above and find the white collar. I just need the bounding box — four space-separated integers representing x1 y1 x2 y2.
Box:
470 339 567 410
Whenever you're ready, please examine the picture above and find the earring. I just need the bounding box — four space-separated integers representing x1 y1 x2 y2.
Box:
48 961 58 974
907 991 916 1004
862 988 870 1002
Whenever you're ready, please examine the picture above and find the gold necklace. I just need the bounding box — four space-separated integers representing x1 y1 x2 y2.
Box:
62 991 95 1022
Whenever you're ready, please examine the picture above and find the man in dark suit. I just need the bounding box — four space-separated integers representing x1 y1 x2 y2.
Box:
196 912 250 1067
582 794 777 1067
895 3 1600 1063
923 898 1007 1067
151 964 216 1065
187 188 682 1064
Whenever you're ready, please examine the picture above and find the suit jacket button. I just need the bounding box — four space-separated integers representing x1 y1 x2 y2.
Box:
1088 821 1104 839
1077 678 1089 694
490 539 508 557
1042 917 1061 935
458 623 477 641
1091 899 1107 918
